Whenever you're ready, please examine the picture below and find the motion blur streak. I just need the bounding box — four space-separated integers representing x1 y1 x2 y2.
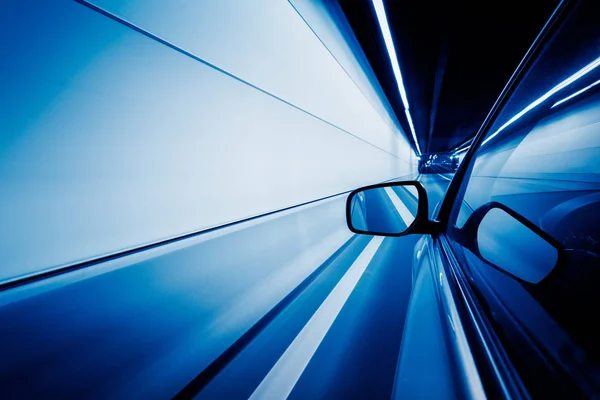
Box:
372 0 421 154
460 95 600 228
482 56 600 146
193 175 449 400
0 175 450 399
552 79 600 108
249 236 385 400
0 195 350 398
0 0 414 282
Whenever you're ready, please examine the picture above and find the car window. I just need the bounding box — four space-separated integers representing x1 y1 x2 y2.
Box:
447 2 600 397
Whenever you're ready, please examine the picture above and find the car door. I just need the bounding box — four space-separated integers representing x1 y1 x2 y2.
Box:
436 1 600 398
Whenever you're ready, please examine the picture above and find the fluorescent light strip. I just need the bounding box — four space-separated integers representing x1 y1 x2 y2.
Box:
372 0 408 108
404 109 421 154
482 56 600 146
552 79 600 108
372 0 421 155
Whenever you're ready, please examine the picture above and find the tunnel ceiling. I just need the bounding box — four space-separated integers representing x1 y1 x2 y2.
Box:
339 0 559 154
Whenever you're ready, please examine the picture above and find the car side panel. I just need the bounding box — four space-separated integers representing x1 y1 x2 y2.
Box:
392 236 460 399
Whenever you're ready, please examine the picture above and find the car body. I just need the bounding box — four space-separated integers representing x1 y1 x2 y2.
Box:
346 1 600 398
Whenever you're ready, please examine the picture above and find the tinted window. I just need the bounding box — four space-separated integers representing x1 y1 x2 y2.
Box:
448 2 600 397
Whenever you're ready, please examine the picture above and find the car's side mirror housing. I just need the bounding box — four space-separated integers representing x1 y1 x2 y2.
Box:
346 181 437 236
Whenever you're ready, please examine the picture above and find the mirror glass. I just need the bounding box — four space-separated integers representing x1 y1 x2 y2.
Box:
477 207 558 284
349 184 419 235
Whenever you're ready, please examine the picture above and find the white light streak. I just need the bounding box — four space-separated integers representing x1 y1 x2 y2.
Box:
372 0 421 155
552 79 600 108
482 56 600 147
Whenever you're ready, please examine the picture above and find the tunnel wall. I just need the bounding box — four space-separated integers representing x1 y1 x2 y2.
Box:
0 0 413 281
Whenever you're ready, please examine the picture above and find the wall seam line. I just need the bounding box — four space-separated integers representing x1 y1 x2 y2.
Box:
74 0 405 160
287 0 407 144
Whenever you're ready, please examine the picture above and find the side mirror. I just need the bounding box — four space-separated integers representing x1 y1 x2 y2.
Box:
463 202 563 284
346 181 433 236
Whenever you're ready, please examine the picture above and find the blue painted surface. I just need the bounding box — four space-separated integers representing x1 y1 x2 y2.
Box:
0 175 450 398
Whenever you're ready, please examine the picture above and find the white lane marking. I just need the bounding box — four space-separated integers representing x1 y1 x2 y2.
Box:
437 173 452 181
249 236 385 400
384 187 415 226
